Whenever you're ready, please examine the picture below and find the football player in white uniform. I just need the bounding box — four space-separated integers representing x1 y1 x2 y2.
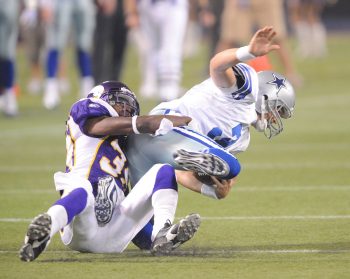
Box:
126 26 296 200
124 0 189 101
19 81 202 262
127 26 295 251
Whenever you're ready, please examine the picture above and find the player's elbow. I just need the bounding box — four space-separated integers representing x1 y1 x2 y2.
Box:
209 56 221 76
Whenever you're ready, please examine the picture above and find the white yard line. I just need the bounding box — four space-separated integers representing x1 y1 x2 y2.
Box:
2 185 350 194
233 185 350 192
2 215 350 223
199 215 350 221
1 162 350 173
243 162 350 169
1 249 349 255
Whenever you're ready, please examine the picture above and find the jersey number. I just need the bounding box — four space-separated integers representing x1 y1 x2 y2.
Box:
207 124 242 148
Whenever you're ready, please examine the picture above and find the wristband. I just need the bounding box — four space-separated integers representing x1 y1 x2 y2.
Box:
236 46 256 62
200 184 218 199
132 115 140 134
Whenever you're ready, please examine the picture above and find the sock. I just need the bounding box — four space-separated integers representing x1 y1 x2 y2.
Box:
77 49 92 77
47 188 88 238
0 59 15 88
46 49 59 78
132 221 153 250
151 188 178 241
47 205 68 238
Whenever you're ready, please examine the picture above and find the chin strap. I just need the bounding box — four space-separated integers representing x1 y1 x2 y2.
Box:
253 95 267 132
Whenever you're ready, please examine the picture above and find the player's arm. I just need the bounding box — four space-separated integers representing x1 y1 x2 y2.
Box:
175 170 236 199
84 115 192 137
210 26 280 88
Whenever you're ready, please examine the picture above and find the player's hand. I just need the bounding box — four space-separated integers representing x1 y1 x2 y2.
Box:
248 26 280 57
163 115 192 127
97 0 117 16
137 115 192 135
211 176 236 199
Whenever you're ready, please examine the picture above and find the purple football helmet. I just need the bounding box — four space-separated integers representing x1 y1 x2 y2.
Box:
88 81 140 117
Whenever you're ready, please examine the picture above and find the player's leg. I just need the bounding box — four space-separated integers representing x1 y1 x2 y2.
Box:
102 164 200 254
0 0 19 116
43 1 71 109
157 0 188 101
126 127 241 187
19 173 96 261
137 2 158 99
73 0 95 98
132 220 154 250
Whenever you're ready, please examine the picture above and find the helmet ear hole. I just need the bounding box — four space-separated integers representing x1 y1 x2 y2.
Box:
277 104 292 119
88 81 140 117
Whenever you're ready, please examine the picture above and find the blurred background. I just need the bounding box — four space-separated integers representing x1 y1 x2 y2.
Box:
0 0 349 116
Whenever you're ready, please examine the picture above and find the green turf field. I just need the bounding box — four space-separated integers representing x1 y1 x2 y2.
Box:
1 34 350 278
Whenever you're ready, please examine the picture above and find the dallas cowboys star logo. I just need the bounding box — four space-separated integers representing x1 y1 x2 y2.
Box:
267 73 286 92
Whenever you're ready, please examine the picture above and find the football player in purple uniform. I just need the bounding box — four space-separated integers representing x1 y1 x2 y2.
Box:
19 81 202 261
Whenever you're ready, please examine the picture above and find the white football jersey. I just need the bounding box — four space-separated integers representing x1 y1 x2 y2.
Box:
151 63 259 154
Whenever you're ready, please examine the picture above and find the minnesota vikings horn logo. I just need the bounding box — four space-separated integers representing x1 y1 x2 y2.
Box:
267 73 286 93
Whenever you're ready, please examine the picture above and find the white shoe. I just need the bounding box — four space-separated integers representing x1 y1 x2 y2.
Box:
27 78 42 95
151 213 201 255
3 89 18 117
43 79 60 110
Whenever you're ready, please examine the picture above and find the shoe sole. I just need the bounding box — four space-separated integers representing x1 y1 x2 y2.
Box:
151 241 174 256
174 149 229 177
95 177 117 226
19 214 51 262
173 213 201 248
19 243 35 262
151 214 201 256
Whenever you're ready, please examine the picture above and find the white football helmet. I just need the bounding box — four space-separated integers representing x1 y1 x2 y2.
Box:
255 71 295 139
